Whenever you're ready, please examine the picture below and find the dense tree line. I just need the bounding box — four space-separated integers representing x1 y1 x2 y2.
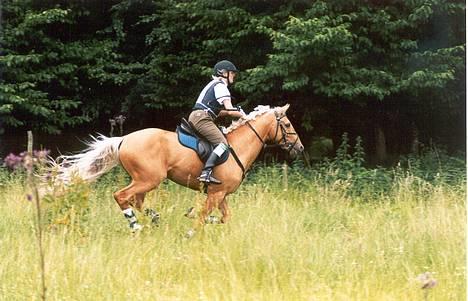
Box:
0 0 465 162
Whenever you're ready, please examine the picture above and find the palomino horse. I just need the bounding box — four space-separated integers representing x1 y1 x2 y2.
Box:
52 104 304 234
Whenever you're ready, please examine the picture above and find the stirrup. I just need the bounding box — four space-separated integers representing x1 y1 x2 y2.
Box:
197 170 222 184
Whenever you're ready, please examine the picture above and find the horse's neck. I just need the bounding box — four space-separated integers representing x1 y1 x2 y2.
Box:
227 115 272 170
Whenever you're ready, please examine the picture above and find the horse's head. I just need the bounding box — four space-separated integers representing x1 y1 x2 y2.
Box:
268 104 304 158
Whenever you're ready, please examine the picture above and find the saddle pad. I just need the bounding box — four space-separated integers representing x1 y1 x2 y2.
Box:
178 129 198 150
176 126 229 165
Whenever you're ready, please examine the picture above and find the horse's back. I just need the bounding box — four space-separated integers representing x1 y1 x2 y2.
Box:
118 127 201 182
121 128 171 152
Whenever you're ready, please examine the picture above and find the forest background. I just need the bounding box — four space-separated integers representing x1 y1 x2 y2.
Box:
0 0 465 163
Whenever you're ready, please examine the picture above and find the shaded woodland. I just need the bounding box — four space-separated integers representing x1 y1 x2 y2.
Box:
1 0 465 163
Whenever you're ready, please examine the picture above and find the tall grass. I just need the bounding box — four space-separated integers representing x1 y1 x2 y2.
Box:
0 146 465 300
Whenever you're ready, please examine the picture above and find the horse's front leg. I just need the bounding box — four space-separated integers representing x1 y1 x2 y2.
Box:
186 191 225 238
199 191 225 225
218 197 231 224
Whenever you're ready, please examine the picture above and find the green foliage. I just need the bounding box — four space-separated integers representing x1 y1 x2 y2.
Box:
399 146 466 186
0 166 24 187
272 133 465 199
0 1 136 133
42 176 91 235
240 0 465 101
237 0 465 143
0 0 464 157
117 0 274 114
308 133 392 198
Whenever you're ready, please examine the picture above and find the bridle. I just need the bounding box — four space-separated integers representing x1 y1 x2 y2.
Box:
245 111 299 153
228 110 300 181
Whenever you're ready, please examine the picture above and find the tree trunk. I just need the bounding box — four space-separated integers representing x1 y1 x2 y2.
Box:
410 121 420 154
375 126 387 163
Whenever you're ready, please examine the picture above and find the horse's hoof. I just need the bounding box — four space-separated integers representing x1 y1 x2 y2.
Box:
185 228 196 239
205 216 220 224
145 208 160 225
131 223 144 232
184 207 196 219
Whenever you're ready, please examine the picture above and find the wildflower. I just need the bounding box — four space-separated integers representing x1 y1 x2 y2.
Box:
3 153 23 170
27 194 33 202
417 272 438 289
33 149 50 163
3 149 50 171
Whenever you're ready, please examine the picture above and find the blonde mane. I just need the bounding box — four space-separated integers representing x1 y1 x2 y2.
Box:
225 105 274 133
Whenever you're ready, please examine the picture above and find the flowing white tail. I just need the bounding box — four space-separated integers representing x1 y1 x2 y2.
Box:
52 135 123 184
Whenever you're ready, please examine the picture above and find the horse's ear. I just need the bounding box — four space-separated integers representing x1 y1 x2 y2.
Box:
280 104 290 115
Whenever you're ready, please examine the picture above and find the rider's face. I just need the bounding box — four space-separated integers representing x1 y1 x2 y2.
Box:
228 71 237 84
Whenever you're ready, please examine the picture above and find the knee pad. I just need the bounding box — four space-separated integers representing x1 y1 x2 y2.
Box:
213 143 230 164
213 143 229 157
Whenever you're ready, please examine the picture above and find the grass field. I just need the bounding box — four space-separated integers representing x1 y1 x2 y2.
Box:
0 164 465 301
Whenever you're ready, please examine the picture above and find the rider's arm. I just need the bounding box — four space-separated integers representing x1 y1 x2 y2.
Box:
213 83 244 118
219 99 244 118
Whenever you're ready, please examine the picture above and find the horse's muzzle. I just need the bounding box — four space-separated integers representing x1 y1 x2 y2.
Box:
288 144 304 159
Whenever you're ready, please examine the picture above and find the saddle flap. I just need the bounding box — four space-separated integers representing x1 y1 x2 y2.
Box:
176 120 230 165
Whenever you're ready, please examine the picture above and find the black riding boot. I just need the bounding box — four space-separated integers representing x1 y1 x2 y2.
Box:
198 150 222 184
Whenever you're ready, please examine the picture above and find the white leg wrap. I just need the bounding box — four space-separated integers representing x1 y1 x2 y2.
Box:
123 208 141 230
185 228 196 239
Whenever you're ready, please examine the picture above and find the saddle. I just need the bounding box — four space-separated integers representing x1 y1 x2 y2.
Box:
176 118 229 164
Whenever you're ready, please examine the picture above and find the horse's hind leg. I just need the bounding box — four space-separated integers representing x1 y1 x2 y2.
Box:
134 193 146 211
114 181 158 231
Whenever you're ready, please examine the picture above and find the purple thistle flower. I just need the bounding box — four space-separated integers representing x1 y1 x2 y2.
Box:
33 149 50 162
26 194 33 202
3 149 51 171
3 153 23 170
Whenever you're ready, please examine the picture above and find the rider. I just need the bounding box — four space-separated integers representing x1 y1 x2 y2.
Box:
188 60 244 184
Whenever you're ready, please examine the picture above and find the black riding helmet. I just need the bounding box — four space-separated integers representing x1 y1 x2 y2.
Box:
213 60 239 77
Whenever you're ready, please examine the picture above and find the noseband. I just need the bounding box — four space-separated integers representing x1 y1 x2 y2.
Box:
245 112 299 153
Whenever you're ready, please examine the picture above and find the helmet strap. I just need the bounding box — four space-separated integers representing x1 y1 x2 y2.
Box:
219 71 231 85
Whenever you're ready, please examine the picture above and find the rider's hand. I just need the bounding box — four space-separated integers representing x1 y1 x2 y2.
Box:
227 110 244 118
237 106 247 117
